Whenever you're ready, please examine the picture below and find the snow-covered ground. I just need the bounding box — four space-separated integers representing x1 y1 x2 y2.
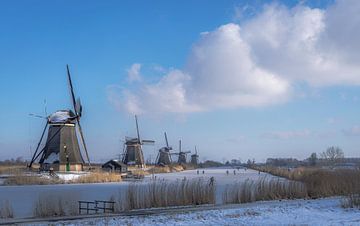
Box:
33 197 360 226
0 167 270 218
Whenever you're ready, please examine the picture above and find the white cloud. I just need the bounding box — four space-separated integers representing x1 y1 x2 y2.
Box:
127 63 142 82
343 126 360 136
243 1 360 86
262 129 311 140
109 0 360 115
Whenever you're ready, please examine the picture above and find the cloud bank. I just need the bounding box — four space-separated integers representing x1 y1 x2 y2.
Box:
109 0 360 115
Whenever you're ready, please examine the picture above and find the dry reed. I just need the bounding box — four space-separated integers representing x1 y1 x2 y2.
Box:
0 200 13 219
72 172 121 183
254 166 360 198
3 174 57 185
342 194 360 209
223 177 307 204
116 177 215 211
33 193 78 217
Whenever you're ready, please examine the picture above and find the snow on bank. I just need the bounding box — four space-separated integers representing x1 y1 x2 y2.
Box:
35 197 360 226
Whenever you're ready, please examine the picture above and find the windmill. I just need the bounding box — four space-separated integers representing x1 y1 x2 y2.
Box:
28 65 90 172
191 146 199 165
155 132 173 166
122 115 154 168
171 140 190 164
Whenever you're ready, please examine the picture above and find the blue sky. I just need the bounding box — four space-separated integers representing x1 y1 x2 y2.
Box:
1 0 359 163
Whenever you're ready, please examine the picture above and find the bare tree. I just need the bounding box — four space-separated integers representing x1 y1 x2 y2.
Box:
308 152 317 166
320 146 344 164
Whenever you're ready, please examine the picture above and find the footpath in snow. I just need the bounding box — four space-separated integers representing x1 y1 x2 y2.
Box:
34 197 360 226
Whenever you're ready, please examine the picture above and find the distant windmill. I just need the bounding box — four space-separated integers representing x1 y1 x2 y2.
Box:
28 65 90 172
191 146 199 165
122 115 154 168
171 140 190 164
156 132 173 166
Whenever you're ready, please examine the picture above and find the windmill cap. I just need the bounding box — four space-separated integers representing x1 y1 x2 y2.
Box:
49 110 76 123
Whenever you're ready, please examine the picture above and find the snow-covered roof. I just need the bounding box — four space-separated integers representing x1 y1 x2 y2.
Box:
49 110 76 123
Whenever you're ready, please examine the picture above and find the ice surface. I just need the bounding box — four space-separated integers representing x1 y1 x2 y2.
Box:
0 167 268 218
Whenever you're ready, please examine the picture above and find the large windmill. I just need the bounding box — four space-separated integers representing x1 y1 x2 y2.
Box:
171 140 190 164
122 115 154 168
28 65 90 172
191 146 199 165
155 132 173 166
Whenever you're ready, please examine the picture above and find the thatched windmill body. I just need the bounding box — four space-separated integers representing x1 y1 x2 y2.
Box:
171 140 190 164
122 115 154 168
191 146 199 165
28 65 90 172
156 132 172 166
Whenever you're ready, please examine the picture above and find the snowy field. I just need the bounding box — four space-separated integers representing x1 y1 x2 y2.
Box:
32 197 360 226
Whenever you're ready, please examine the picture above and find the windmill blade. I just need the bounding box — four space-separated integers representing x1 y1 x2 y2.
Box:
29 121 49 168
195 146 198 155
164 132 169 148
29 113 47 119
184 151 191 154
155 152 160 163
179 140 182 152
44 99 48 116
142 140 155 145
76 119 91 166
75 97 82 117
66 64 78 116
135 115 141 142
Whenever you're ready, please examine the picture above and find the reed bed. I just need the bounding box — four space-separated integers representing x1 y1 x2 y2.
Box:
117 177 215 211
254 166 360 198
0 165 26 175
3 174 57 185
223 178 307 204
342 194 360 209
33 193 78 217
147 166 171 174
72 172 121 183
0 200 13 219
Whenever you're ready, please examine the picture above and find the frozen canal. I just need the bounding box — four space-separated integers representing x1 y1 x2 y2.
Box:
0 167 273 219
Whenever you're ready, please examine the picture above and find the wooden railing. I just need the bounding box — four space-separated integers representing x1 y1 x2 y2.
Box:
78 200 115 215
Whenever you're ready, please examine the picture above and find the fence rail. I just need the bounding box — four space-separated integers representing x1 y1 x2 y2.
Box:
78 200 115 215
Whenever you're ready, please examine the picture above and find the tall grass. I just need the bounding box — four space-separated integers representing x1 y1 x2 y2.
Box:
3 172 121 185
3 173 58 185
342 194 360 209
33 193 78 217
0 200 13 219
117 177 215 211
72 172 121 183
254 166 360 198
223 178 307 204
0 165 26 175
